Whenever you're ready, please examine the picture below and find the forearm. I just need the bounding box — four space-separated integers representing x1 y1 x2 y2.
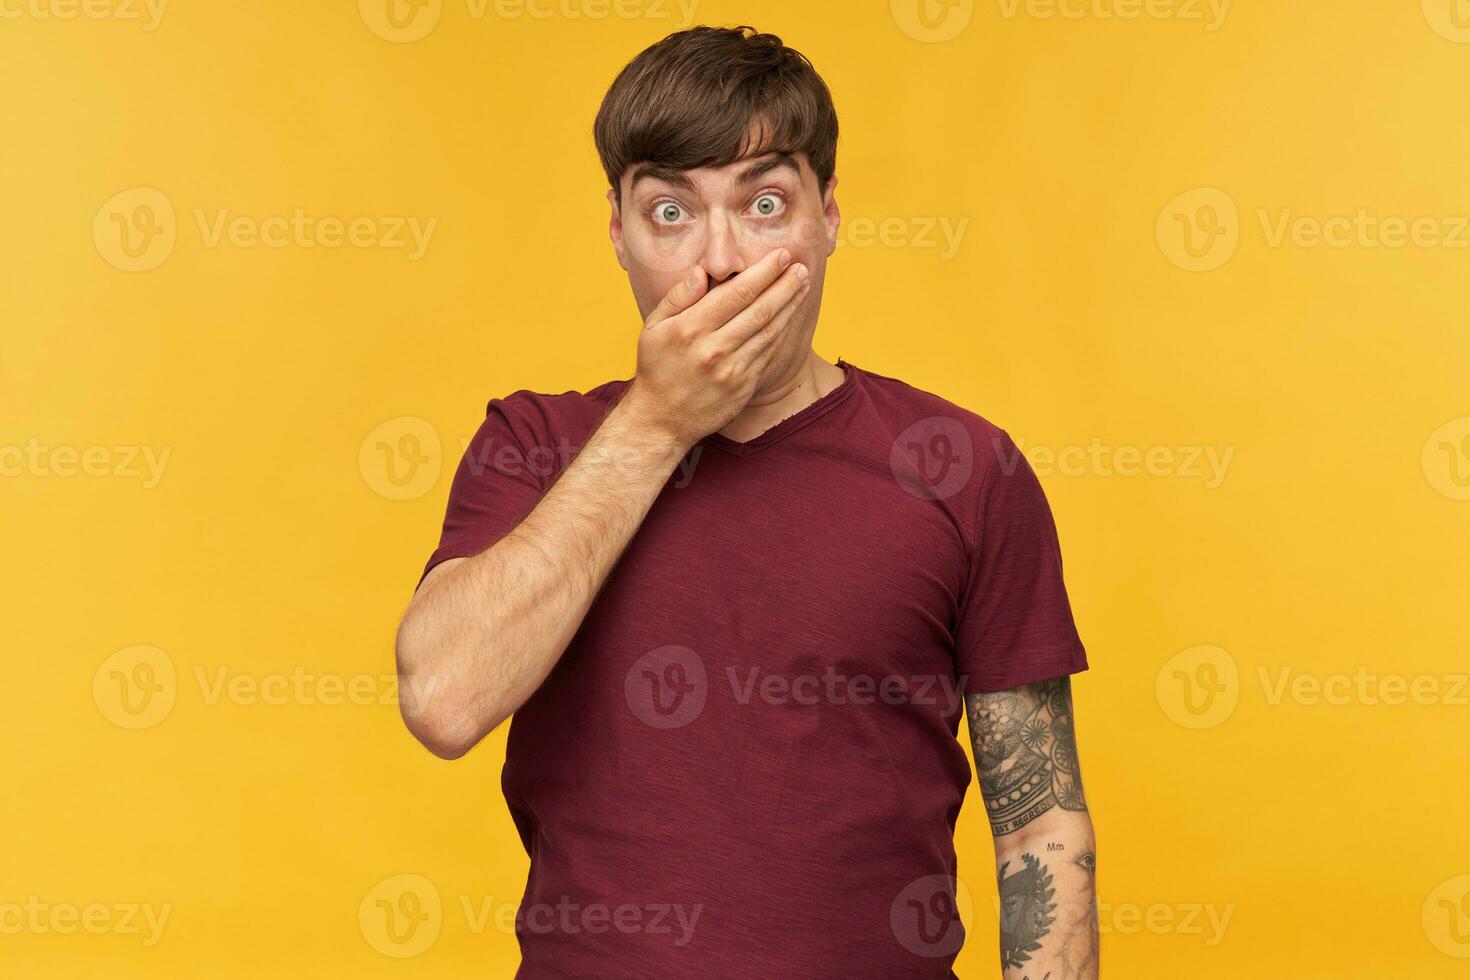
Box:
396 385 690 756
966 677 1098 979
994 810 1098 980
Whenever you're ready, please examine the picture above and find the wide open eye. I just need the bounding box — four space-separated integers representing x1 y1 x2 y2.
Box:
651 200 687 225
751 192 785 217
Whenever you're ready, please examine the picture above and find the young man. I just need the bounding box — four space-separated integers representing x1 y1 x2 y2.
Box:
396 25 1098 980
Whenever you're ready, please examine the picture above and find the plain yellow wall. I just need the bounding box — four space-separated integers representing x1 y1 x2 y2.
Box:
4 1 1469 977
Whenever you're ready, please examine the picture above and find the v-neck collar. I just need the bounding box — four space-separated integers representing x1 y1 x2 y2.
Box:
698 359 858 457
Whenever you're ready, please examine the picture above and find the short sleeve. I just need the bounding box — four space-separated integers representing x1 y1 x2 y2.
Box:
419 396 549 587
953 429 1088 693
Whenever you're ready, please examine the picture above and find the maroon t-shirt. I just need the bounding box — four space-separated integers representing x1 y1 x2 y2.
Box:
422 358 1088 978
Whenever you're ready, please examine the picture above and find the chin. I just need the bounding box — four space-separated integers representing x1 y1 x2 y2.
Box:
751 343 804 397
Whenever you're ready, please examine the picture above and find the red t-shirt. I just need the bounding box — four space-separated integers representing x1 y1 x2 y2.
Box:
422 358 1088 978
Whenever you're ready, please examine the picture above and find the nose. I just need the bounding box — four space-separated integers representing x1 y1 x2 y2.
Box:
697 210 748 287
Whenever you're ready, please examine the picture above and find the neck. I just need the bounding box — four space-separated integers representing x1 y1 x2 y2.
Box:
717 350 846 443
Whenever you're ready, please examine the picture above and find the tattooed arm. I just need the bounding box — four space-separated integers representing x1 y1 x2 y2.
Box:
966 676 1099 980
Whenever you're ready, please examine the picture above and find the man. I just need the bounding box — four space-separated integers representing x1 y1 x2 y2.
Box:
396 24 1098 979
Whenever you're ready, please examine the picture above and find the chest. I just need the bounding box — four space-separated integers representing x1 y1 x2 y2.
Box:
576 451 970 680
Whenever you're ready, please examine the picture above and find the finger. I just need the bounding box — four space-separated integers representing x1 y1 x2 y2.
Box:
729 278 810 374
685 247 794 333
719 263 809 348
643 265 708 329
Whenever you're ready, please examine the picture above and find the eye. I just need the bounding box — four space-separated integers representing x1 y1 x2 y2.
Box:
751 192 785 217
650 200 688 226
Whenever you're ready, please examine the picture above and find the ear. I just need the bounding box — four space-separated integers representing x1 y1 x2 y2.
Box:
822 175 841 258
607 187 628 271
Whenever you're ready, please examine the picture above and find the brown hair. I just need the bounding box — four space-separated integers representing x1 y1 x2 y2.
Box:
593 25 839 207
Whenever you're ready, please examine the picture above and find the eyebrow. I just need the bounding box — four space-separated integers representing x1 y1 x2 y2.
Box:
626 152 803 197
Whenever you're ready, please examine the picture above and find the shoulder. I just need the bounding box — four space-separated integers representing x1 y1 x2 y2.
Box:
846 361 1020 478
845 362 1049 555
481 377 631 443
452 377 630 490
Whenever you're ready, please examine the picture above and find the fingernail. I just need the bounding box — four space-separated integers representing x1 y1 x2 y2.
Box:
687 268 701 288
794 264 809 281
778 249 792 268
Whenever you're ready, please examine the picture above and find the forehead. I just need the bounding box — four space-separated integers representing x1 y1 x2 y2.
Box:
623 151 814 199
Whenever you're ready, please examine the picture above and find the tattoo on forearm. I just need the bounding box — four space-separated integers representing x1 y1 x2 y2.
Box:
965 677 1087 836
998 852 1056 970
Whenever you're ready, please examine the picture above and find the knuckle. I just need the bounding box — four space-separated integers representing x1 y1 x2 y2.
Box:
754 294 782 323
731 281 759 308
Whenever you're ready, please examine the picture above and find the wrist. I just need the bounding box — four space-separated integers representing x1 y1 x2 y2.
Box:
576 384 695 484
610 380 699 457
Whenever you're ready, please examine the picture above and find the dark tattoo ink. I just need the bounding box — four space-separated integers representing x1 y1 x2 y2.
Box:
965 676 1087 836
998 852 1056 970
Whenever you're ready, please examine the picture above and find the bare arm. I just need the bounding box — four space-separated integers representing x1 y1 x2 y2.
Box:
966 676 1099 979
395 247 810 759
395 396 687 758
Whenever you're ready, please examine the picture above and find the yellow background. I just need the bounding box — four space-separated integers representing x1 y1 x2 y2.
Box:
4 1 1469 976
